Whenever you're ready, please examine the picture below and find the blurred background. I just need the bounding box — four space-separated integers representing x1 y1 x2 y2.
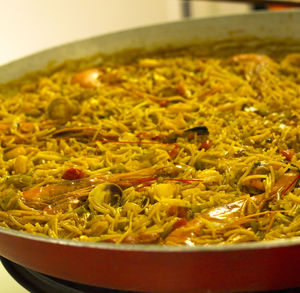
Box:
0 0 251 66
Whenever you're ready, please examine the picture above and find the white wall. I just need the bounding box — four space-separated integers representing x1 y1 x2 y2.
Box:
191 1 250 17
0 0 252 66
0 1 252 66
0 0 181 65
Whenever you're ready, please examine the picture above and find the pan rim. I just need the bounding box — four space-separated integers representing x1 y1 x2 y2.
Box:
1 225 300 252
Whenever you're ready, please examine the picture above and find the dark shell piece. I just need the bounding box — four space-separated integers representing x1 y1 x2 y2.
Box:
184 126 209 135
104 184 123 207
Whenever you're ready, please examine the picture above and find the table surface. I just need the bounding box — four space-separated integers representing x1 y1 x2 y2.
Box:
0 265 28 293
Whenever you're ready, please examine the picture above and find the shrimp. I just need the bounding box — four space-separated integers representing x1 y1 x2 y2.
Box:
241 162 284 193
20 167 164 213
230 53 277 87
165 170 300 245
52 124 208 144
71 68 102 88
230 53 273 65
51 126 119 141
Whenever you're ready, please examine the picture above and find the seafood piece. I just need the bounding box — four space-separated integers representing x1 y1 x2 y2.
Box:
71 68 102 88
171 126 210 142
241 162 281 193
230 53 274 65
138 126 209 144
20 167 163 213
19 165 198 214
230 53 277 86
51 126 119 141
88 183 123 212
47 98 77 123
27 186 92 214
165 170 300 245
184 126 209 136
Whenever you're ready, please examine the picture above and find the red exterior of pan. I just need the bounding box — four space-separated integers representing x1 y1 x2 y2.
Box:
0 227 300 293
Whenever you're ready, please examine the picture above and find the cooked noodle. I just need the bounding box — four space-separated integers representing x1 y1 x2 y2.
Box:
0 45 299 245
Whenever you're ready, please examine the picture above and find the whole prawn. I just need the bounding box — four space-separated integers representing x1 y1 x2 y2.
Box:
20 166 173 213
165 169 300 245
229 53 278 92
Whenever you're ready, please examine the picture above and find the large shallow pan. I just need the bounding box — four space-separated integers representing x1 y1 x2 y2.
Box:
0 10 300 293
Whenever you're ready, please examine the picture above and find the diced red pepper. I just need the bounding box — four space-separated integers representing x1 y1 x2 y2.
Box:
200 139 212 150
62 168 84 180
167 206 189 218
169 147 179 159
177 85 185 96
159 100 169 107
198 78 208 86
280 149 294 161
151 135 165 141
195 65 205 71
173 218 188 230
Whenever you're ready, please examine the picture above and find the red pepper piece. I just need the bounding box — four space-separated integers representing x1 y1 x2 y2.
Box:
177 85 185 96
200 139 212 150
173 218 188 230
167 206 189 218
159 100 169 107
168 144 180 159
62 168 84 180
151 135 165 141
169 148 179 159
280 149 294 161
